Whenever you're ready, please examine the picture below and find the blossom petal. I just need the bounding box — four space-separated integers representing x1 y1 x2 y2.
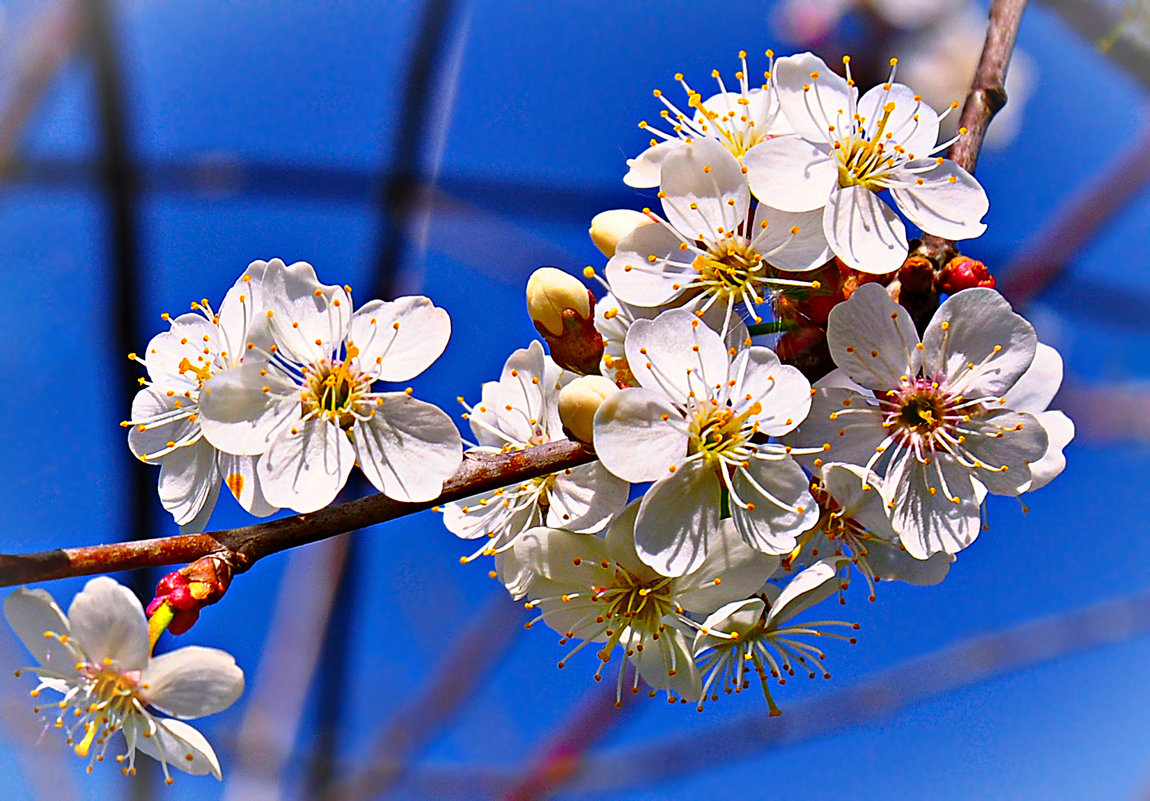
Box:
624 139 682 188
660 139 749 239
547 463 628 533
784 387 887 473
826 282 918 390
960 410 1047 496
886 454 980 559
856 83 939 159
67 577 149 672
634 461 721 577
766 558 841 626
217 452 278 517
673 519 779 614
350 296 451 382
353 394 463 503
922 287 1036 397
1024 410 1073 492
261 260 351 366
889 159 988 240
4 587 73 671
821 462 897 541
258 419 355 513
823 184 908 275
631 624 701 699
594 388 687 483
132 717 222 779
1002 343 1063 413
626 309 730 402
158 438 220 529
198 363 299 456
774 52 854 143
743 135 837 212
866 541 952 586
606 220 695 307
736 347 813 434
127 388 200 461
732 456 818 555
513 527 612 588
751 204 831 271
144 646 244 719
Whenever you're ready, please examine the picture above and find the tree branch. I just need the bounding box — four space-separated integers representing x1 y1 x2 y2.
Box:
916 0 1028 269
0 440 595 588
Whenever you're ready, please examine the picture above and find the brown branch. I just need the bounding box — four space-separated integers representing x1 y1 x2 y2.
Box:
908 0 1029 324
916 0 1029 268
0 440 596 588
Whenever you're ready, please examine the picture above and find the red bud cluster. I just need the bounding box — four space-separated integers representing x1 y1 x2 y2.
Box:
938 255 995 294
146 556 233 635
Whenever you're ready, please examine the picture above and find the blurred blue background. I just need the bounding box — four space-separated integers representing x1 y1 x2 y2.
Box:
0 0 1147 799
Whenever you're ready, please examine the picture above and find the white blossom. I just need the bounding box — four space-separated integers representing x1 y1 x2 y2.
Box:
786 284 1059 559
4 577 243 782
608 138 831 328
443 342 627 588
744 52 989 274
198 259 462 512
781 462 952 601
594 309 818 576
515 501 778 704
125 262 280 531
692 558 857 713
624 51 793 188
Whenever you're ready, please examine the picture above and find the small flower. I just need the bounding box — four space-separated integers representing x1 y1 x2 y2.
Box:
594 309 818 576
692 558 858 714
198 260 463 512
743 52 989 274
124 261 281 531
607 138 831 328
782 463 952 601
515 501 778 704
4 577 243 782
624 51 793 188
444 342 628 584
786 284 1057 559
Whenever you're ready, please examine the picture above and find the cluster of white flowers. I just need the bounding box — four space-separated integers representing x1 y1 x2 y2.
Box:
447 51 1072 709
5 47 1073 781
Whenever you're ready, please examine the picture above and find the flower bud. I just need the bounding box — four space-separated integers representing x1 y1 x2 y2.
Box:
527 268 591 336
146 555 233 636
588 209 652 258
558 375 618 444
526 267 604 375
897 255 935 294
937 256 995 294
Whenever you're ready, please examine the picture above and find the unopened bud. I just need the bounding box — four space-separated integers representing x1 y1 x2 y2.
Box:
897 255 934 294
146 555 233 636
527 268 592 336
589 209 652 258
558 375 619 444
526 267 604 375
938 256 995 294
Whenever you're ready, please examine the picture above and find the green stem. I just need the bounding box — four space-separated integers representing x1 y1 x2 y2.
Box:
746 320 798 337
147 601 175 653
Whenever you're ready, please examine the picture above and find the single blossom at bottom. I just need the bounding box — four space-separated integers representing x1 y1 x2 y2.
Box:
514 502 778 704
4 577 243 783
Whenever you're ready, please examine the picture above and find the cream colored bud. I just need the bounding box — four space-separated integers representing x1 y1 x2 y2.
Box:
589 209 653 258
526 267 591 336
558 375 619 445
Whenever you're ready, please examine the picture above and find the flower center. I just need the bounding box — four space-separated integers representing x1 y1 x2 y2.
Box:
691 238 764 297
302 355 371 429
880 380 958 453
69 663 145 758
835 101 901 190
688 401 761 465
